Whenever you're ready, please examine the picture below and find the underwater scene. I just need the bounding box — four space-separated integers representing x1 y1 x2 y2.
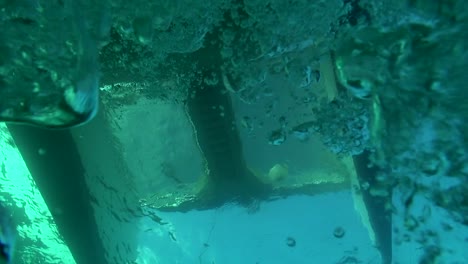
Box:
0 0 467 263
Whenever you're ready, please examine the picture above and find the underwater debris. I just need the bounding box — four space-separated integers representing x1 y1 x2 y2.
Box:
418 245 441 264
333 226 346 238
299 66 321 88
168 231 177 242
267 164 288 182
291 128 310 142
268 129 286 145
289 121 315 142
285 237 296 247
241 116 254 135
336 255 361 264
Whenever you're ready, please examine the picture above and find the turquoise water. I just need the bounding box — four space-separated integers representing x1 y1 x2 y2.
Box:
1 1 467 263
139 193 379 264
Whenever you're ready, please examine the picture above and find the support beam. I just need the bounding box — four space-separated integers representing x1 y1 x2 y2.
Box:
7 125 108 264
182 28 272 207
353 151 392 264
186 71 271 207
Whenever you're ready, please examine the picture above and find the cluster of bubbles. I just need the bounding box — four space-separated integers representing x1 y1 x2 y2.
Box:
309 95 370 156
218 0 345 101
